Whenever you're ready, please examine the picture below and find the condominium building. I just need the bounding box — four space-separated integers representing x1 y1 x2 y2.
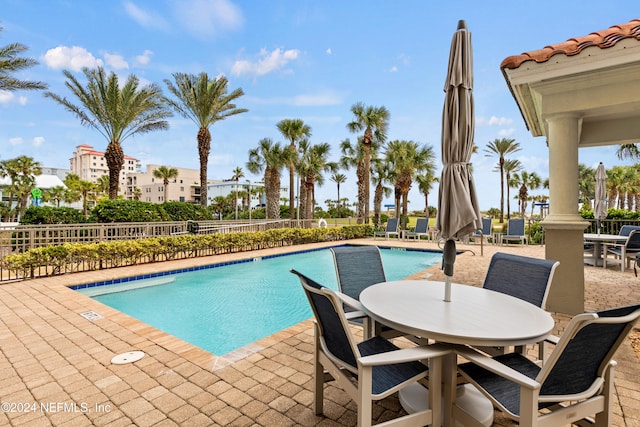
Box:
125 164 205 204
69 144 140 194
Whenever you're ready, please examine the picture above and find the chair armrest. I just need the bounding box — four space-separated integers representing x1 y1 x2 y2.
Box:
344 310 368 321
544 334 559 345
452 345 540 389
335 291 365 312
359 343 452 366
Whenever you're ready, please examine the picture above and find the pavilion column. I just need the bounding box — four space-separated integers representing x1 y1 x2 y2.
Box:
540 113 589 315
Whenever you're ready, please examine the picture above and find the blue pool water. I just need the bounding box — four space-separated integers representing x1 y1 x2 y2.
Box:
75 246 441 355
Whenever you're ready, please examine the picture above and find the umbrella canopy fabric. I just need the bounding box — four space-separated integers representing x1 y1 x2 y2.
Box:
436 20 481 241
594 162 607 221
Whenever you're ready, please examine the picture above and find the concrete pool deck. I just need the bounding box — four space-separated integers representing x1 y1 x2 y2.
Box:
0 238 638 426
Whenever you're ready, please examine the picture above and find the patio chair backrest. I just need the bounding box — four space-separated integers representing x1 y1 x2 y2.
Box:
483 252 559 308
626 230 640 250
290 269 358 370
506 218 525 236
331 246 386 301
538 304 640 397
480 218 492 235
385 217 399 232
414 218 429 233
618 225 640 236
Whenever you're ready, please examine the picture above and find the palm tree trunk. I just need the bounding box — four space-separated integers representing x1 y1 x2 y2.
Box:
198 127 211 207
105 140 124 199
356 160 365 224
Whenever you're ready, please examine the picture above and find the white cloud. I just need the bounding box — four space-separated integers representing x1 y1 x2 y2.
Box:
18 96 28 106
134 50 154 66
326 48 332 55
389 66 398 73
32 136 45 147
9 137 23 146
43 46 103 71
171 0 243 39
497 128 516 137
231 48 300 77
246 90 342 107
477 115 514 126
104 53 129 70
0 90 14 104
123 1 169 30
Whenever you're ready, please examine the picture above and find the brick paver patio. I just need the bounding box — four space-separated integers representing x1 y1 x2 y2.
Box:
0 238 638 426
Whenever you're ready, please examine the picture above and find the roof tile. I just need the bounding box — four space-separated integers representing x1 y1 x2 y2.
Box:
501 18 640 70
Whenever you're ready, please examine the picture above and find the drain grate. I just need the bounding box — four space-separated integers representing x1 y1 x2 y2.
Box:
80 311 103 321
111 351 145 365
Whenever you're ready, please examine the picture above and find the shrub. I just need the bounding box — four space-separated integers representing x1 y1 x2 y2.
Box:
20 206 87 224
161 201 214 221
89 200 170 223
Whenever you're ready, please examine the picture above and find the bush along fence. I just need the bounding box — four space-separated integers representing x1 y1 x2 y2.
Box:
0 225 373 282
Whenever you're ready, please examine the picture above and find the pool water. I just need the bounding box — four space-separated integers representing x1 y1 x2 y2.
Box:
78 246 441 355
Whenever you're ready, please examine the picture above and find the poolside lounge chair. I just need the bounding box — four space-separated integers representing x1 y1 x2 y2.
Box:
500 218 527 246
603 229 640 272
452 304 640 427
470 217 493 245
330 246 404 340
404 218 431 241
374 217 400 240
290 268 450 427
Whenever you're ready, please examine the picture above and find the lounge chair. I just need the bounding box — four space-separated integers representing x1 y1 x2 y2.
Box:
330 246 405 340
374 217 400 240
603 229 640 272
404 218 431 241
452 304 640 427
290 268 451 427
470 217 493 245
500 218 528 246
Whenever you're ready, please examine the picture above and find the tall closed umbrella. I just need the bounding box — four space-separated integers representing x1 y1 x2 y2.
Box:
435 20 481 301
594 162 607 234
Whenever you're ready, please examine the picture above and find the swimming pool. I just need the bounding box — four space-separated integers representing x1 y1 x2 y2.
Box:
74 246 441 355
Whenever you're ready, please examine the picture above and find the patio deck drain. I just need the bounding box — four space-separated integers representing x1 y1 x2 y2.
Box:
79 311 103 321
111 351 145 365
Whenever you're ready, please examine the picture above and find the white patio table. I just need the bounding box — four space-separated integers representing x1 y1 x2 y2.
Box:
583 233 628 267
359 280 555 427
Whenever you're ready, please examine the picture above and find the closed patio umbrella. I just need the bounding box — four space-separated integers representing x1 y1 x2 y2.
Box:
435 20 481 301
594 162 607 234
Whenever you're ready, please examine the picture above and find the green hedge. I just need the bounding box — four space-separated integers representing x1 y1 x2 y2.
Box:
3 225 373 279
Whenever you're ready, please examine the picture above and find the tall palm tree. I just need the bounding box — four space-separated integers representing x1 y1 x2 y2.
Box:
247 138 291 219
297 141 333 220
385 140 435 228
231 166 244 220
416 170 439 219
43 185 67 207
0 27 47 92
371 159 393 228
152 165 179 203
277 119 312 219
607 166 626 209
2 156 42 218
484 138 521 222
63 173 96 217
329 172 347 218
46 67 170 199
616 143 640 161
339 138 365 220
578 163 596 209
502 158 523 220
347 102 389 224
164 73 247 207
511 170 542 217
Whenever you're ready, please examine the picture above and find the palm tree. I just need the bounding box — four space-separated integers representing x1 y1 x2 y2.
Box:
385 140 435 228
63 173 96 217
416 170 439 219
511 171 542 217
0 27 47 93
616 144 640 161
502 158 523 220
45 67 170 199
347 102 389 224
231 166 244 220
96 175 110 197
371 159 393 228
247 138 291 219
578 163 596 209
43 185 67 207
1 156 42 218
164 72 247 207
607 166 626 209
297 140 333 220
277 119 312 219
329 172 347 218
339 138 365 220
152 166 179 203
132 187 142 201
484 138 521 222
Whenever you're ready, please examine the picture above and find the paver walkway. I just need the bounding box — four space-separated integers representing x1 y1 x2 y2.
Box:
0 238 638 426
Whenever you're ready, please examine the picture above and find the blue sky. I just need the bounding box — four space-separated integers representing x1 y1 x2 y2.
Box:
0 1 637 212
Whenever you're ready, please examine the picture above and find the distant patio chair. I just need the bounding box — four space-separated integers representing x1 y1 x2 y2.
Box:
500 218 527 246
453 304 640 427
374 217 400 240
404 218 430 241
470 217 493 245
603 229 640 272
290 268 450 427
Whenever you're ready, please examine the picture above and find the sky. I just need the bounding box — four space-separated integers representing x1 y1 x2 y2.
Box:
0 0 638 212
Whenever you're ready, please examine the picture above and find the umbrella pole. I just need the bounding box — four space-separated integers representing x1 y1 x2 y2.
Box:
443 239 456 302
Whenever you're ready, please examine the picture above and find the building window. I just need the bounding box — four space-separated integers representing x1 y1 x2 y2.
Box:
179 196 185 202
180 187 184 192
